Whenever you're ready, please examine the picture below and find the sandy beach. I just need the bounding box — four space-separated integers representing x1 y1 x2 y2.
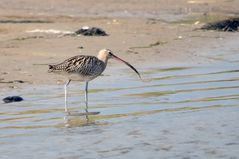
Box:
0 0 239 90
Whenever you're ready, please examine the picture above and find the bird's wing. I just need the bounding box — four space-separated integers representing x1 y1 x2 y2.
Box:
49 55 84 72
49 55 103 76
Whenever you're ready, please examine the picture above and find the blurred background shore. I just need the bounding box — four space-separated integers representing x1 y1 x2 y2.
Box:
1 0 239 89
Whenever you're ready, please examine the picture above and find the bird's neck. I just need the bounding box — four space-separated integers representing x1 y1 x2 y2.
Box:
97 54 108 64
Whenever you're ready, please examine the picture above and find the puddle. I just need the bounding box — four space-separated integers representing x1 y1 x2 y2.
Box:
0 51 239 158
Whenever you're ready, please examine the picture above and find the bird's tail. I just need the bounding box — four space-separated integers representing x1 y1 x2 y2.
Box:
48 65 54 73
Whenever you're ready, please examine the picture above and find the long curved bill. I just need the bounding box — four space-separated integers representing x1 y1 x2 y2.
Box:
112 54 142 80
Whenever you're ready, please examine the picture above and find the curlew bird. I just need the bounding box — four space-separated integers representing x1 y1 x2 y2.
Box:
48 49 141 114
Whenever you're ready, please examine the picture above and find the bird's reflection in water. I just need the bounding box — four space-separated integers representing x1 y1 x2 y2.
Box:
63 107 100 128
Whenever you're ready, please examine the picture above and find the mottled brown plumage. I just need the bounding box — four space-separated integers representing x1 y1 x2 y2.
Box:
49 55 106 81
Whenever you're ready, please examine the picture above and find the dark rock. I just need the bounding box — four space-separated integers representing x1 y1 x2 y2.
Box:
200 17 239 32
75 26 108 36
3 96 23 103
77 46 84 49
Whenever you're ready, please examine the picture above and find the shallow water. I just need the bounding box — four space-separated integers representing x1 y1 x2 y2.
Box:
1 54 239 158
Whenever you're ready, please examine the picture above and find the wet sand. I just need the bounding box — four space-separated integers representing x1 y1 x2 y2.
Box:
1 62 239 159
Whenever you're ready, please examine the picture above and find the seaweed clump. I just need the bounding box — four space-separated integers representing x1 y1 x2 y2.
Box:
75 26 108 36
201 17 239 32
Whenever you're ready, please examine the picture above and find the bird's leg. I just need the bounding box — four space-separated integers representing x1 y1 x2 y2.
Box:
64 79 71 113
85 82 89 114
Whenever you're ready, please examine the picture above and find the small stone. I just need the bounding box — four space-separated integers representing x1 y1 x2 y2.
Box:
9 86 18 89
78 46 84 49
194 21 200 25
178 36 183 39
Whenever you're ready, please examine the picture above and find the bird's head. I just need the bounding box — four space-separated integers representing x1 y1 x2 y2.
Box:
97 49 141 79
97 49 114 61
